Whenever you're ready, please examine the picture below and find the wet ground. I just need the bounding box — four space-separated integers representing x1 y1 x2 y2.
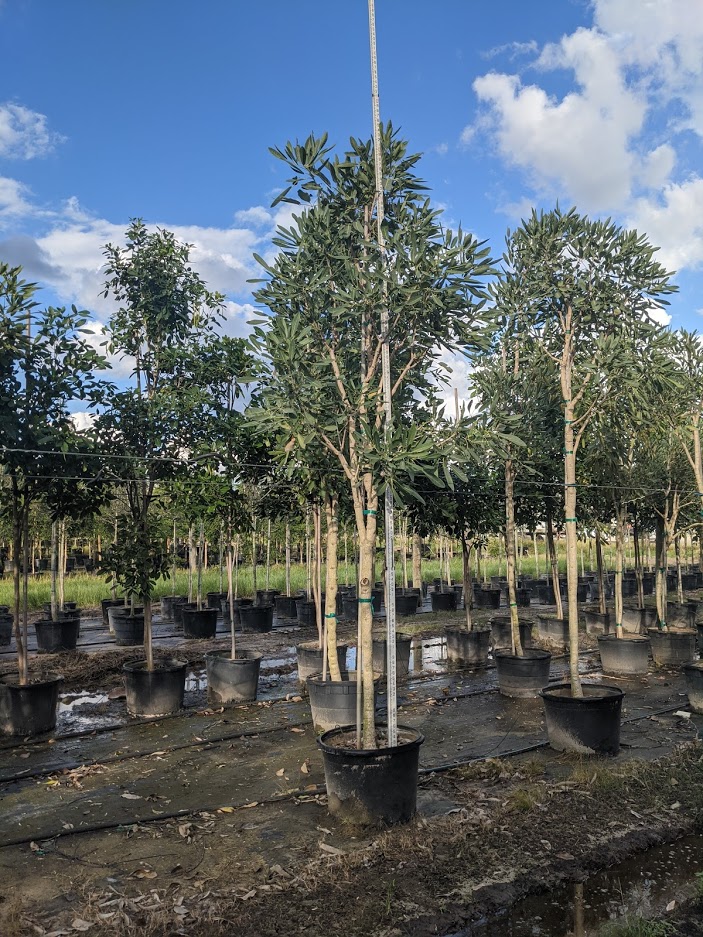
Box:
0 596 702 935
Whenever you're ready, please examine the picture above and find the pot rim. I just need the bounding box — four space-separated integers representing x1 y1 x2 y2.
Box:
307 670 381 687
597 634 650 644
0 672 63 689
317 722 424 757
539 681 624 702
205 649 263 662
494 647 551 661
122 658 187 674
445 624 491 634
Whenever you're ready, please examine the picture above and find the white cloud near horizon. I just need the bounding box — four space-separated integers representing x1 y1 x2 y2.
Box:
465 0 703 274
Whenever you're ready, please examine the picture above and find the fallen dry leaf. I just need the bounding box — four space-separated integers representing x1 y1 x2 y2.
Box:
276 768 285 777
300 761 310 775
121 793 141 800
71 918 94 930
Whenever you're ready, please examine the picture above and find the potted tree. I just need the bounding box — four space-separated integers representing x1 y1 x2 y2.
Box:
504 208 675 754
252 126 493 821
0 264 110 735
97 220 224 717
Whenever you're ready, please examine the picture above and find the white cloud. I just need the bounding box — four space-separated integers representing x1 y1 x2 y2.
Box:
628 177 703 272
0 176 34 218
0 103 65 159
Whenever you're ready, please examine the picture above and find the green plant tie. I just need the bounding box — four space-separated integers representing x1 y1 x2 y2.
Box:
509 602 517 607
324 612 336 618
358 597 373 604
563 449 574 455
363 509 377 516
564 419 574 424
660 621 666 629
565 518 577 523
565 483 577 487
563 398 571 404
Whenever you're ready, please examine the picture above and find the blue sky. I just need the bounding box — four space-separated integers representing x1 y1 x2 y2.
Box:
1 0 702 391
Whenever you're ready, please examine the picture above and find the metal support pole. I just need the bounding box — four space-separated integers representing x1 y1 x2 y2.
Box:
368 0 397 746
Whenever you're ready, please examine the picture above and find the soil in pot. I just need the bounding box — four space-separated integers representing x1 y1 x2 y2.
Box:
296 642 349 684
597 634 650 675
182 606 218 639
240 604 274 633
123 659 187 718
113 613 145 647
35 618 79 654
307 670 378 732
489 616 533 650
540 682 624 755
445 626 490 665
371 634 412 677
0 673 63 736
648 628 698 667
205 650 262 704
317 724 424 826
494 648 552 698
274 594 298 619
430 591 457 612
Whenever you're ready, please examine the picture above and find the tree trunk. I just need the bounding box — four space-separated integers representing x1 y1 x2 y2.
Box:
633 514 644 609
505 459 522 656
227 520 236 660
675 534 684 606
266 518 271 590
595 528 606 616
50 520 58 622
655 514 667 628
357 522 377 750
218 522 224 593
461 532 473 632
285 521 291 596
546 507 563 620
251 517 257 598
11 495 27 685
412 531 422 590
171 519 177 596
614 506 626 640
187 524 194 603
324 495 341 681
533 531 540 578
197 518 204 610
58 519 66 611
312 502 323 649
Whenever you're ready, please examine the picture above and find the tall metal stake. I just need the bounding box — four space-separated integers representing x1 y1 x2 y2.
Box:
368 0 397 746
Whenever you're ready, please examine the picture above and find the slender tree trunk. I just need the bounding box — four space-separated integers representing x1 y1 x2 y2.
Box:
11 497 27 685
675 534 684 606
655 514 667 628
171 519 177 597
50 520 58 622
266 518 271 590
546 507 563 619
227 521 236 660
218 522 224 593
251 517 257 598
595 528 606 616
505 459 522 656
312 502 322 649
285 521 291 597
461 532 473 632
324 495 341 681
305 509 311 599
196 518 204 610
412 531 422 591
58 518 66 611
614 506 626 640
401 518 408 589
187 524 194 603
633 515 644 609
533 531 540 577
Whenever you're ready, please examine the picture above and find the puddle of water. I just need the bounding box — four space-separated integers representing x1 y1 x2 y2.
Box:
58 691 109 712
460 833 703 936
346 638 448 674
184 670 207 692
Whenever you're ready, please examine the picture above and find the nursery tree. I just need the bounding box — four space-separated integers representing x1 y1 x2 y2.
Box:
0 264 110 682
97 220 224 671
252 127 494 746
505 207 676 696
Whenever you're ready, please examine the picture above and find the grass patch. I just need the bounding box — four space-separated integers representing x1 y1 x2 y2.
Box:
597 917 676 936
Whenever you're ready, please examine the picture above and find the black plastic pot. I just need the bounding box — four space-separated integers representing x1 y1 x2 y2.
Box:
494 648 552 698
537 582 557 604
371 635 412 676
182 606 218 639
160 595 187 623
0 673 63 736
683 661 703 713
240 604 274 633
35 618 79 653
597 635 650 675
256 589 280 607
207 591 227 610
307 670 377 732
296 643 348 683
489 616 533 650
619 606 644 634
0 614 13 647
123 659 187 718
582 608 611 636
540 682 624 755
666 603 695 629
445 626 490 665
430 591 457 612
515 588 531 608
537 614 570 646
222 597 253 626
205 650 262 703
297 599 318 627
113 612 145 647
274 594 298 619
697 623 703 656
474 589 501 610
101 598 125 628
648 628 698 667
372 588 384 612
317 723 424 826
395 594 418 617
